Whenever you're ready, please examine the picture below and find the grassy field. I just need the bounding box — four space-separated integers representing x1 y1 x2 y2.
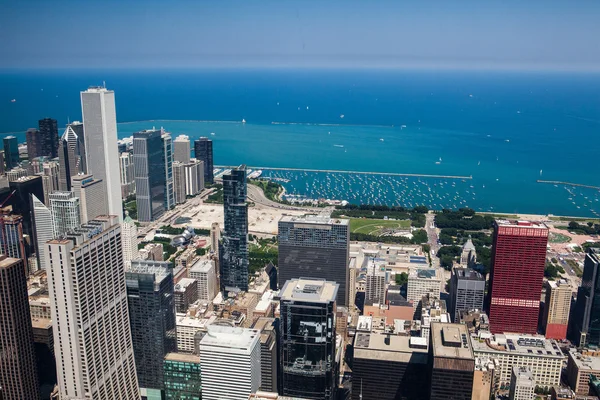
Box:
349 218 411 235
548 232 571 243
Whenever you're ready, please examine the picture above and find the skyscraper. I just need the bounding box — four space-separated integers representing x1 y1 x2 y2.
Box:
173 161 186 204
26 128 43 162
58 125 84 191
46 216 139 399
252 317 280 394
364 259 387 306
487 220 548 334
199 325 261 400
31 194 53 273
119 152 136 199
163 132 175 210
278 214 350 306
194 137 214 184
71 173 108 223
542 279 571 340
67 121 86 173
3 135 19 170
122 212 139 266
185 159 204 197
570 248 600 347
220 165 249 293
428 322 475 400
49 191 81 237
449 267 486 322
8 175 44 238
133 129 166 222
0 256 40 400
126 260 176 396
81 87 122 222
173 134 191 163
38 118 59 159
0 215 28 274
279 278 339 400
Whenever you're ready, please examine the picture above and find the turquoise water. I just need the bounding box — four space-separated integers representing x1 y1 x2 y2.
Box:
1 69 600 216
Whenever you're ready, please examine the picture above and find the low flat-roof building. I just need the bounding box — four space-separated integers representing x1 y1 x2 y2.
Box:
567 350 600 396
176 314 216 352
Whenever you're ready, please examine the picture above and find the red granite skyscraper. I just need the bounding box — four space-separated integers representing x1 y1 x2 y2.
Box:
487 220 549 334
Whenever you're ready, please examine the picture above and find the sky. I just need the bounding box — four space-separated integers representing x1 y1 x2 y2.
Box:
1 0 600 71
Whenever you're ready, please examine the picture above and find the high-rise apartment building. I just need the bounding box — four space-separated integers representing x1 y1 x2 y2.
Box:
173 161 186 204
364 259 387 306
487 220 549 334
543 279 571 340
189 259 217 302
194 137 213 184
252 317 280 394
31 194 53 273
122 212 139 266
133 129 166 222
163 132 175 210
8 175 44 238
49 191 80 237
81 87 122 222
278 214 350 306
199 325 261 400
220 165 249 293
3 135 19 170
119 152 136 199
26 128 43 162
279 278 339 400
126 260 177 396
210 222 220 252
71 173 107 224
0 256 40 400
46 216 139 399
449 267 486 322
429 322 475 400
185 159 204 196
173 134 191 163
407 267 443 312
58 125 85 191
571 248 600 347
38 118 59 159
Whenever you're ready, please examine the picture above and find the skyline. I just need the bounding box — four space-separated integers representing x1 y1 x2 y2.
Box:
2 1 600 71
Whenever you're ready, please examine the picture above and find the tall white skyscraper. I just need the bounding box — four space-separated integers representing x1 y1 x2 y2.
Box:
122 212 139 266
71 173 108 223
199 325 261 400
45 216 138 399
49 191 81 237
81 87 122 222
173 134 191 163
31 194 53 272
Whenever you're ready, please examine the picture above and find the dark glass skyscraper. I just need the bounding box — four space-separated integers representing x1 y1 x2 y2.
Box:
279 279 338 400
194 137 214 184
571 248 600 347
0 256 40 400
26 128 43 162
38 118 59 159
126 260 177 395
219 165 248 293
8 175 45 239
3 135 19 170
133 129 166 222
278 215 350 306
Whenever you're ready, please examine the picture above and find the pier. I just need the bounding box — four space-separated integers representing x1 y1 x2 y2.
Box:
215 165 472 180
537 180 600 191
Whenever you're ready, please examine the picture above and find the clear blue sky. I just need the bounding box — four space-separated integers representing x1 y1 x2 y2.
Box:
2 0 600 70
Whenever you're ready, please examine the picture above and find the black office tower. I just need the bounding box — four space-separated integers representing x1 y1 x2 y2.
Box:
8 175 44 239
278 215 350 306
194 137 213 184
125 260 177 395
570 247 600 347
38 118 59 159
26 128 43 162
219 165 249 293
3 136 19 170
279 279 339 400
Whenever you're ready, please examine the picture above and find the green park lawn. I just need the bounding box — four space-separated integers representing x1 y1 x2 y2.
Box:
349 218 411 235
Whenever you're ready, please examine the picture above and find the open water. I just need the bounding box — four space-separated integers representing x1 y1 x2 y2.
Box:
1 68 600 216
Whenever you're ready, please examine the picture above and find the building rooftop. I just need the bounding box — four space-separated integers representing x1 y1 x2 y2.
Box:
279 278 339 303
495 219 548 230
0 256 22 269
472 332 564 358
354 332 429 363
127 260 171 282
174 278 196 292
547 279 570 289
31 318 52 329
200 325 260 351
279 214 349 226
164 352 200 364
431 323 474 360
409 267 443 281
455 267 485 281
569 350 600 372
83 86 113 93
176 315 215 329
189 259 214 273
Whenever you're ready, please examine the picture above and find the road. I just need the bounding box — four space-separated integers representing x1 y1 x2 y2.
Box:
246 184 334 214
425 212 440 268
